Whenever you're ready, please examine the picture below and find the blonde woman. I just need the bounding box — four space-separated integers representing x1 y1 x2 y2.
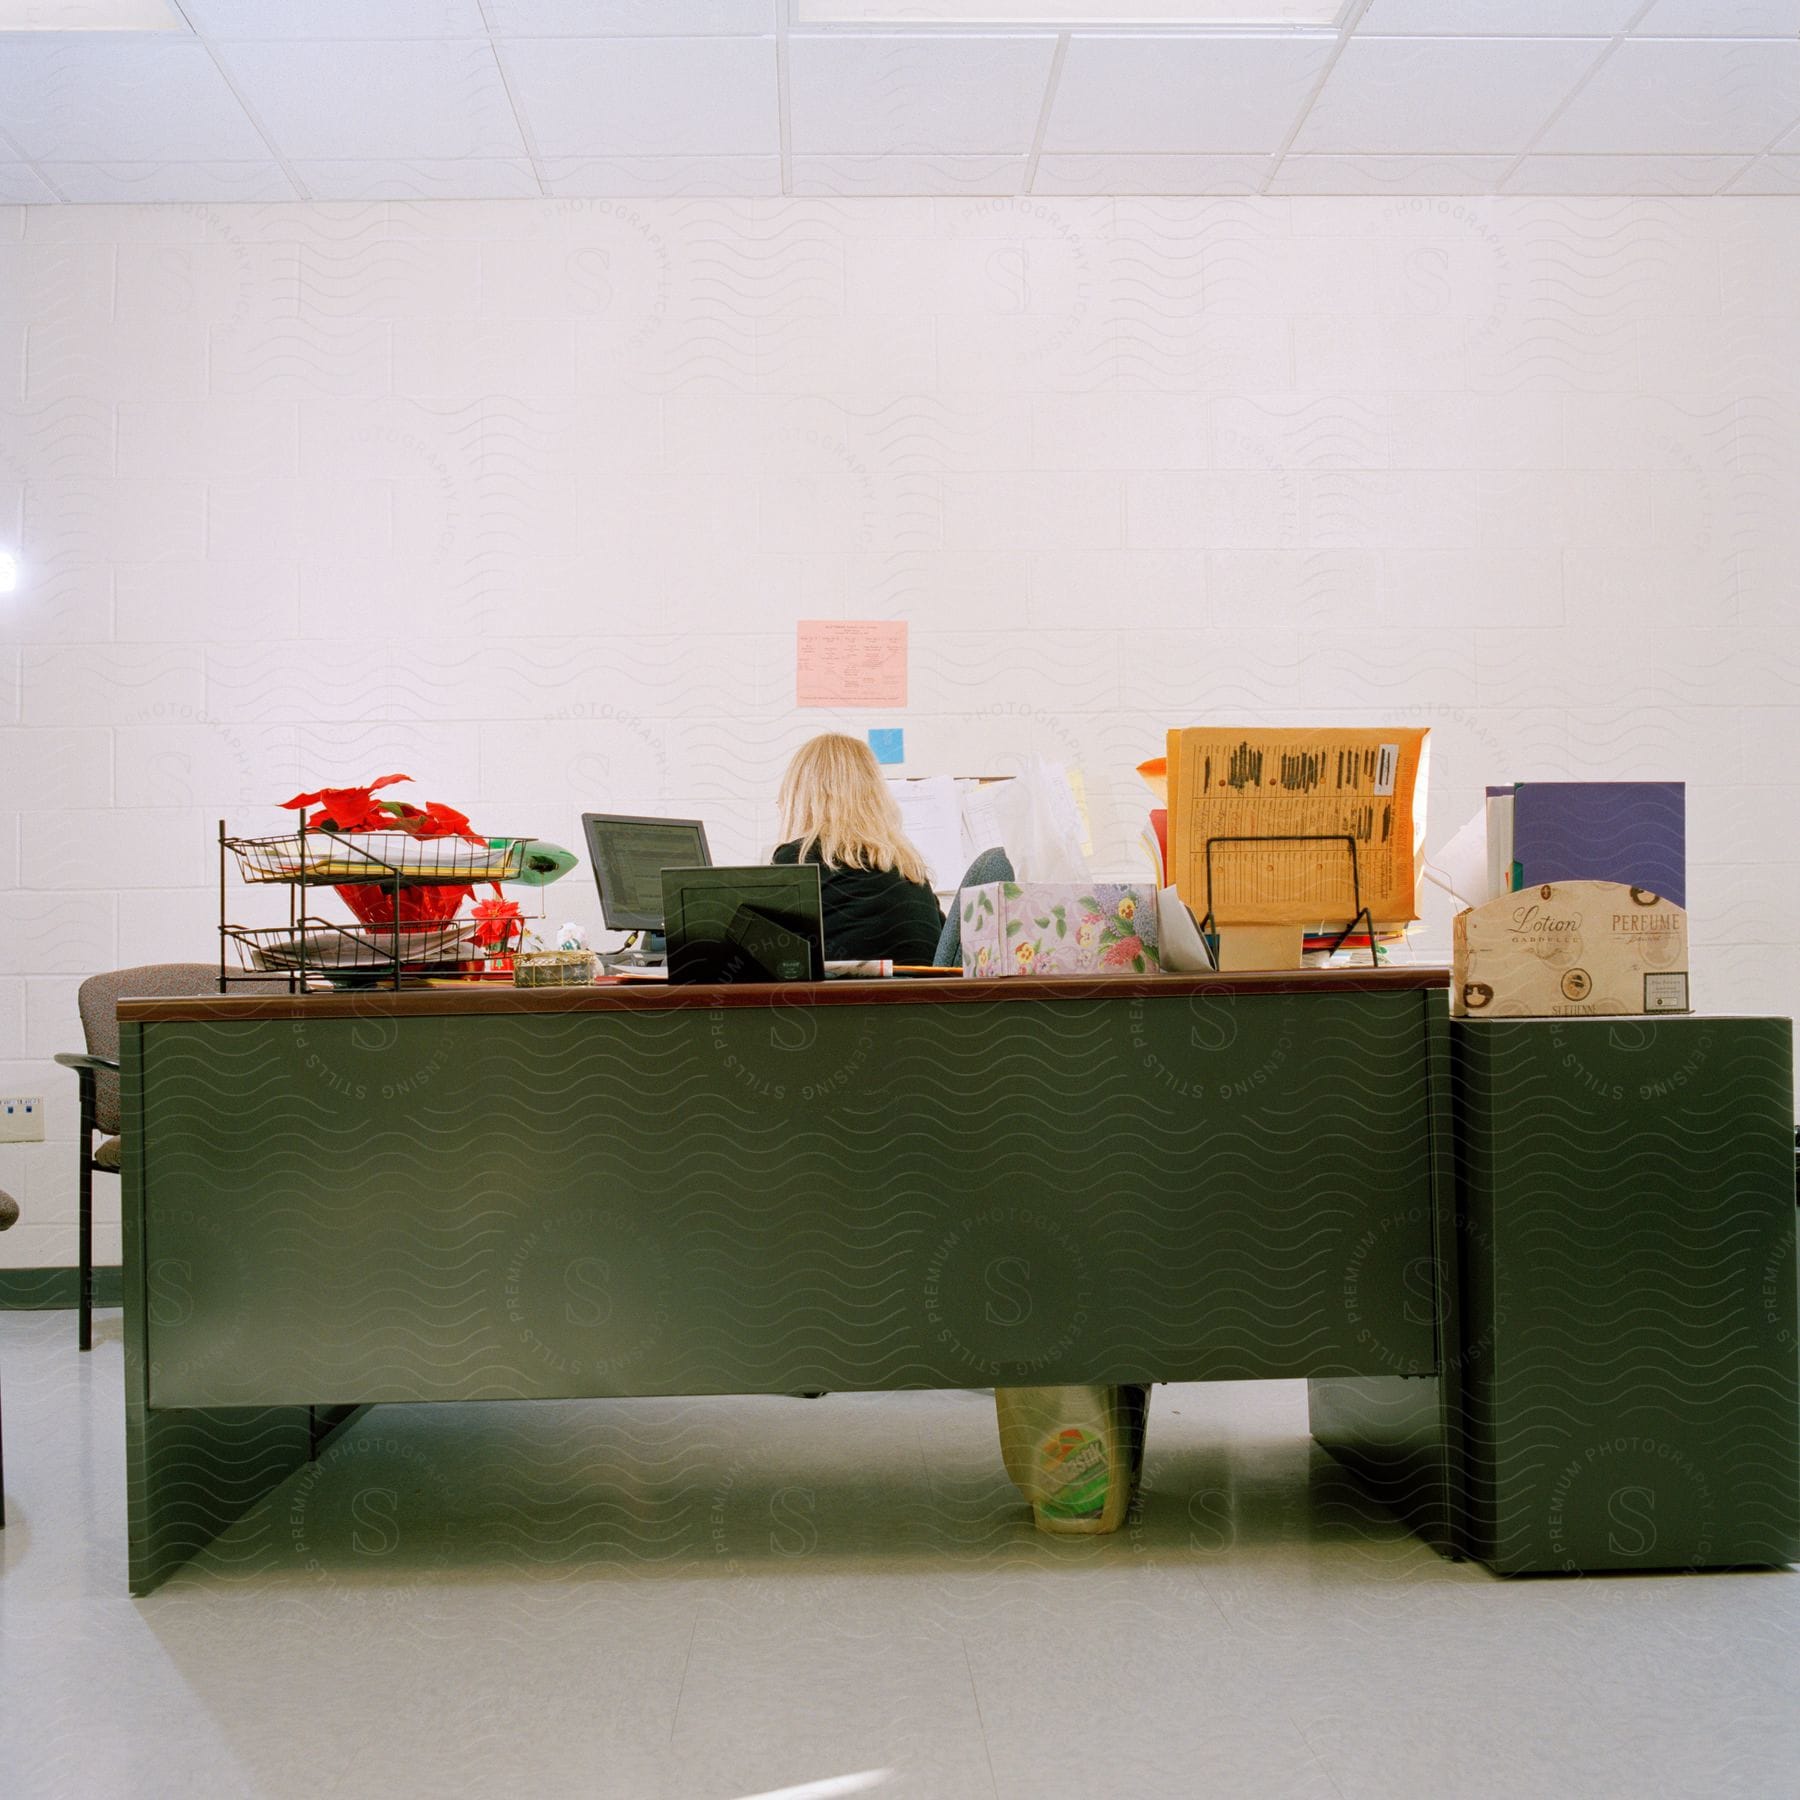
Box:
773 733 945 963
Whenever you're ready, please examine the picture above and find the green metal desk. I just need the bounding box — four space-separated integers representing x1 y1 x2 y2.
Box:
116 974 1797 1592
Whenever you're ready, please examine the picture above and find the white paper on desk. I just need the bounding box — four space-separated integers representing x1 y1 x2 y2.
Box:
887 775 965 893
1157 885 1216 972
1423 805 1494 910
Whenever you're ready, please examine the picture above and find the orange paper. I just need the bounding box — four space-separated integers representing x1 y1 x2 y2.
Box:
1166 727 1429 926
796 620 907 708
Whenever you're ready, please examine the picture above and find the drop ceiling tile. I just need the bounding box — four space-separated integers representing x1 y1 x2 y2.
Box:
43 161 298 201
1729 154 1800 190
485 1 775 31
501 35 779 156
0 165 62 203
1295 36 1606 154
1538 38 1800 153
1358 0 1639 29
1635 0 1800 33
180 0 486 33
1504 153 1753 193
797 0 1339 14
1270 153 1512 192
0 0 180 23
218 39 526 159
1047 34 1333 155
0 36 268 161
292 159 541 199
1033 153 1273 193
541 155 782 195
787 34 1055 157
790 154 1026 194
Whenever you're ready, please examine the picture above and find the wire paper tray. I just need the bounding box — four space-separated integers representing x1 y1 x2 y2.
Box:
226 831 530 887
226 920 485 973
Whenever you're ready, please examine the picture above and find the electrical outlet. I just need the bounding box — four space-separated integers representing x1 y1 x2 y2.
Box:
0 1096 45 1143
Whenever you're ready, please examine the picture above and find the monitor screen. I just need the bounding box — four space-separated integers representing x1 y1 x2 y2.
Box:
582 814 712 932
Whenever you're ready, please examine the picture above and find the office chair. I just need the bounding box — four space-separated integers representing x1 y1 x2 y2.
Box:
55 963 220 1351
933 846 1014 970
0 1184 15 1525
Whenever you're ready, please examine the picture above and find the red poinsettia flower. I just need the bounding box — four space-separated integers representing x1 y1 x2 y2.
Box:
280 773 412 834
414 800 486 846
470 897 524 950
279 775 487 846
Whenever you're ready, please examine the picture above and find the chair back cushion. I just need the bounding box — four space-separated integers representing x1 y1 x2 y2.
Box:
78 963 218 1136
932 847 1015 970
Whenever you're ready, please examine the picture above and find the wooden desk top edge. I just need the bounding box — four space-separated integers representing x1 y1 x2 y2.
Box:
120 967 1450 1022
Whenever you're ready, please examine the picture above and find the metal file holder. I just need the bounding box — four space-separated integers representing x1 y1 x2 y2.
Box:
1196 832 1380 970
217 818 530 995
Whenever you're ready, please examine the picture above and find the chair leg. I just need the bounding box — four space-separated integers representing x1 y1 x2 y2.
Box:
78 1156 93 1352
78 1075 96 1352
0 1347 7 1527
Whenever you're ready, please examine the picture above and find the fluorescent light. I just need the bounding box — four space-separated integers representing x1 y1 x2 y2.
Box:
731 1774 894 1800
0 0 182 27
0 551 17 594
796 2 1345 21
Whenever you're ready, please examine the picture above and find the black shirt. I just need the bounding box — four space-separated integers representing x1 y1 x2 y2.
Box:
772 840 945 963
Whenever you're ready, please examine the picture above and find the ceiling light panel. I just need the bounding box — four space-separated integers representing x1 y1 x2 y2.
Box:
796 3 1344 24
0 0 180 25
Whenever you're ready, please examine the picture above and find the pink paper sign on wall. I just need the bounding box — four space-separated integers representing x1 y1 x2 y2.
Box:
796 619 907 708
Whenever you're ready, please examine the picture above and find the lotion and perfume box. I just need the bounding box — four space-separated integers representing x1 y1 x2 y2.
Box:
1453 880 1690 1019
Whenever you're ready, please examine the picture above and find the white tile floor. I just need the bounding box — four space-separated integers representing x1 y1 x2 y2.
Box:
2 1308 1797 1800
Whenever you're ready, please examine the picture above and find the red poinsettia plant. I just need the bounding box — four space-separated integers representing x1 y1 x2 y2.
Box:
281 773 516 948
281 772 486 847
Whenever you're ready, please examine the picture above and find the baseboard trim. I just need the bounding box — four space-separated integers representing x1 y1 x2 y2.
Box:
0 1266 124 1310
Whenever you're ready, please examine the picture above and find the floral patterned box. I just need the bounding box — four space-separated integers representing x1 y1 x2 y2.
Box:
959 882 1161 978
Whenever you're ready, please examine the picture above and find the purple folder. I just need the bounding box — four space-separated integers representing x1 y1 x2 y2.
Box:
1510 781 1686 908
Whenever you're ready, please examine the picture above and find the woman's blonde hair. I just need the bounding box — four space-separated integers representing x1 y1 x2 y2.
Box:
777 732 932 887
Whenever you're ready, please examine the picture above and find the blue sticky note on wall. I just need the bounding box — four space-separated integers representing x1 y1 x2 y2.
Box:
868 728 904 766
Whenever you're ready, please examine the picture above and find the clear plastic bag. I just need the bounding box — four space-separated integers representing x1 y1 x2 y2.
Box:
961 759 1090 884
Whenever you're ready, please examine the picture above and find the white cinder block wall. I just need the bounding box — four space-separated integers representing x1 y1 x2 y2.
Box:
1 192 1796 1269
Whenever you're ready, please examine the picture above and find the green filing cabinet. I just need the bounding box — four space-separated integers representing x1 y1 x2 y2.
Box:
1454 1016 1799 1573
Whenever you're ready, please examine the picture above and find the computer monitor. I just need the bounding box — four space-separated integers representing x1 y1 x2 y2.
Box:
582 813 712 934
661 865 825 984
